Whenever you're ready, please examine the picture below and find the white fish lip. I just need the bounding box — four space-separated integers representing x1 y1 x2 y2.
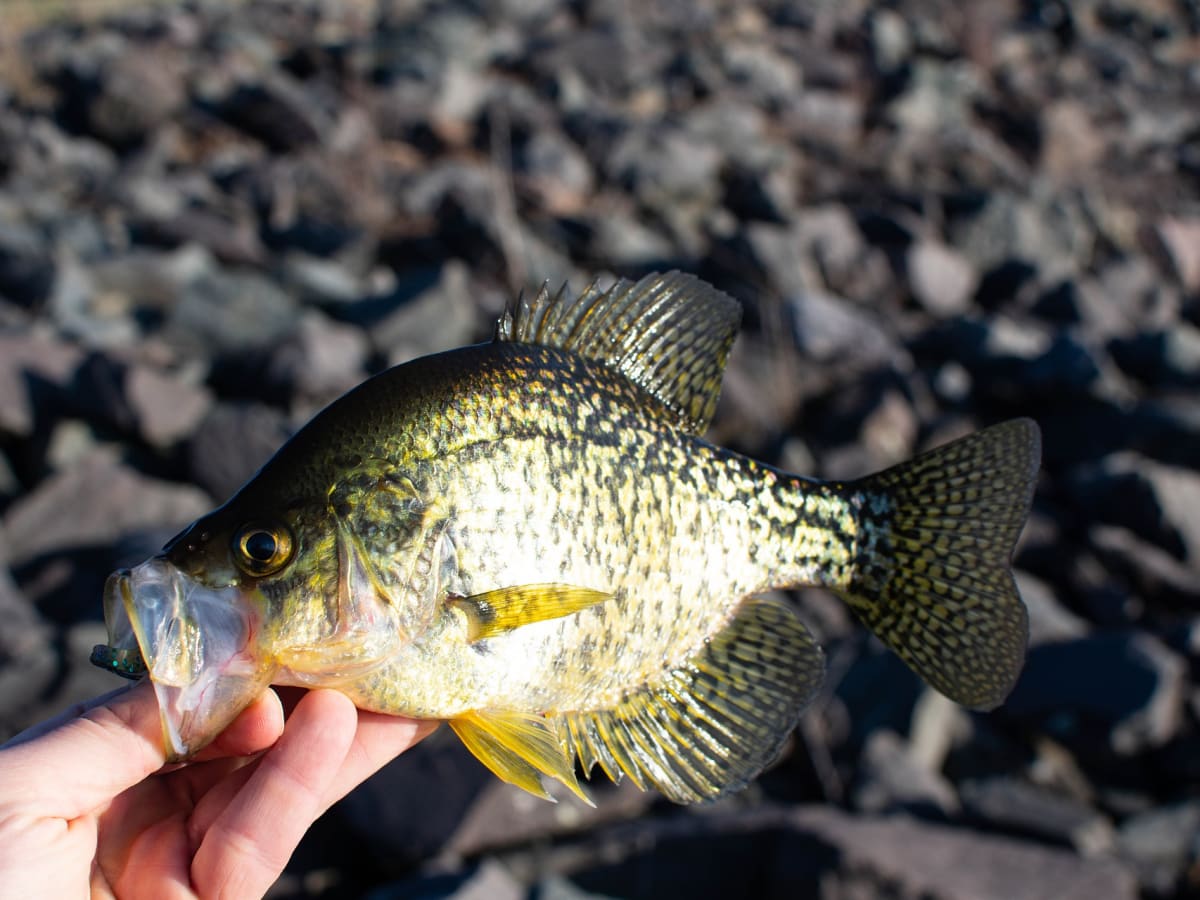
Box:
101 558 272 760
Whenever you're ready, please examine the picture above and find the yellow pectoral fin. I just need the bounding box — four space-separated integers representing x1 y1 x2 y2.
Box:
449 709 593 805
447 584 611 641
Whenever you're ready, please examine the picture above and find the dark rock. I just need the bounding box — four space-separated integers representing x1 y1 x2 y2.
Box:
959 775 1114 854
185 402 292 502
542 805 1137 900
213 75 329 153
366 860 524 900
334 728 492 870
1090 525 1200 611
1066 453 1200 566
1116 801 1200 896
1006 633 1187 757
1110 324 1200 387
853 729 959 819
0 220 56 308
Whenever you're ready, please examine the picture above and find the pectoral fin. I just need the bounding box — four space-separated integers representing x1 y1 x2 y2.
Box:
447 584 611 641
449 709 593 805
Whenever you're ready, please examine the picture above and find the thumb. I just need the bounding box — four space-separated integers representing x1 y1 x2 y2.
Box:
0 680 167 817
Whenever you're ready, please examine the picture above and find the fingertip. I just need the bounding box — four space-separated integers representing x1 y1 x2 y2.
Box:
199 689 285 759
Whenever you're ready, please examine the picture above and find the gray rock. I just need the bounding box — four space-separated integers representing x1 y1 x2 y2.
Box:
1 456 212 569
1067 453 1200 567
1148 216 1200 293
1016 570 1090 646
0 564 56 734
168 268 299 356
1090 525 1200 609
266 311 370 410
366 860 523 900
786 290 908 373
516 129 595 211
280 253 367 307
125 365 214 449
853 729 959 818
373 261 484 366
1116 801 1200 895
86 49 186 149
906 240 977 318
186 402 292 502
0 330 82 438
959 776 1115 854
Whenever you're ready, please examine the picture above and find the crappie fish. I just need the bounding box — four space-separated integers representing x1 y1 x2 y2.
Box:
95 272 1040 804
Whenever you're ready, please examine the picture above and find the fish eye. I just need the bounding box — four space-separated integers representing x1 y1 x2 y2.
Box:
233 523 294 577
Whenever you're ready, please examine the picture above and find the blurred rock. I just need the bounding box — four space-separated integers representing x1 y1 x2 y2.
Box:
0 220 56 308
2 456 210 569
1006 633 1187 757
0 330 83 438
1066 453 1200 566
168 268 299 356
1110 324 1200 387
186 402 292 502
1147 217 1200 294
906 240 977 318
786 290 907 373
372 261 483 365
126 364 214 448
0 564 56 734
1016 571 1090 646
1116 801 1200 896
366 860 524 900
853 729 959 819
959 776 1114 854
266 310 370 409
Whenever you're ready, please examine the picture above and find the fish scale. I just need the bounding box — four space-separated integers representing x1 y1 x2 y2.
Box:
94 271 1040 804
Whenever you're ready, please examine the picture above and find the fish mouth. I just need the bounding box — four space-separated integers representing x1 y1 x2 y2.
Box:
100 559 272 760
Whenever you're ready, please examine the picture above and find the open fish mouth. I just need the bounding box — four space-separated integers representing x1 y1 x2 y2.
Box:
97 559 272 760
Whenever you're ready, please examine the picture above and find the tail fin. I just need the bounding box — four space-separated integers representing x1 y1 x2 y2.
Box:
839 418 1041 710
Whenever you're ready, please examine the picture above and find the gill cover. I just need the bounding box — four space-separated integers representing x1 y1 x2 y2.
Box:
102 559 273 759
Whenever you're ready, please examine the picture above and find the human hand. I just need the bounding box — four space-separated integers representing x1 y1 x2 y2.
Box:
0 681 437 899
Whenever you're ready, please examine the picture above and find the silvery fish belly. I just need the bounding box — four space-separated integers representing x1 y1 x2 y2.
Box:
95 272 1041 804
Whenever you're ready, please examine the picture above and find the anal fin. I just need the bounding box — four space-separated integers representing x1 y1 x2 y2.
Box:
449 710 593 805
563 597 825 804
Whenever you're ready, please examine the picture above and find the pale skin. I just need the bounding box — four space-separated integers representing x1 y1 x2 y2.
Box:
0 682 437 899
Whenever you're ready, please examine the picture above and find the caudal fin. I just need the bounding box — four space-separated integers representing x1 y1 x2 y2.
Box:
839 418 1041 710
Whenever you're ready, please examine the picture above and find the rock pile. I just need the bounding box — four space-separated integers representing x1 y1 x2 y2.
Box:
1 0 1198 897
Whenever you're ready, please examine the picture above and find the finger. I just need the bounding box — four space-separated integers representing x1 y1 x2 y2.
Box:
189 690 284 762
0 680 167 816
320 711 439 813
191 690 357 900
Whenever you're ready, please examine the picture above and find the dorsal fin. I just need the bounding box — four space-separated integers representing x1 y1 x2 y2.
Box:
495 271 742 434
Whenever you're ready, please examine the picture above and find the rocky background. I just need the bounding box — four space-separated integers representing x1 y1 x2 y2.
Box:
1 0 1199 897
